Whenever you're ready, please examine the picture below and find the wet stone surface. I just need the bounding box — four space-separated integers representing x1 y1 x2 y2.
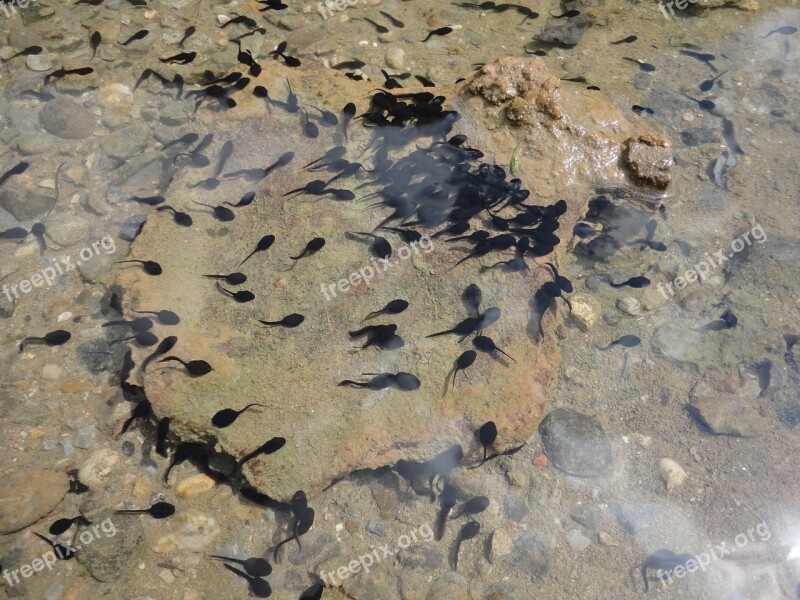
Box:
538 408 612 477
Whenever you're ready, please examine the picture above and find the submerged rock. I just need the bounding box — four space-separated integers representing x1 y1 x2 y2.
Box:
119 57 670 500
0 470 68 534
538 408 612 477
39 98 97 139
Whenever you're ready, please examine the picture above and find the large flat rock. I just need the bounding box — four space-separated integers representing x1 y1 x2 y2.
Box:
118 58 671 499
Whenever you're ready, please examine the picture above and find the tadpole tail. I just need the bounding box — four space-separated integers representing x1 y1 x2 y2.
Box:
272 535 293 562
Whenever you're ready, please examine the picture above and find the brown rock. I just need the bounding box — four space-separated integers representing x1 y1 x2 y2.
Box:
0 470 68 534
370 484 400 521
39 98 97 139
622 134 674 190
118 57 670 500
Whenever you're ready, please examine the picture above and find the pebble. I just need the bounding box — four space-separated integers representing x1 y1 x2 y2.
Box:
78 448 120 485
569 296 596 331
597 531 618 546
610 502 658 535
0 469 68 534
73 425 97 449
617 297 644 316
385 46 404 69
538 408 612 477
489 528 513 563
175 474 216 498
570 503 602 530
710 96 735 117
26 53 52 71
121 441 136 457
61 381 86 394
657 457 688 491
98 83 134 111
39 98 97 139
566 529 591 551
366 519 386 537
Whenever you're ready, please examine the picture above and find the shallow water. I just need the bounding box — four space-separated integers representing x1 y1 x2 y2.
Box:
0 1 798 599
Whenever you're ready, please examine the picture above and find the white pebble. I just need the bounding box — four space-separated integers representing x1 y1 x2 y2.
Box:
385 46 405 69
658 457 688 491
57 311 73 322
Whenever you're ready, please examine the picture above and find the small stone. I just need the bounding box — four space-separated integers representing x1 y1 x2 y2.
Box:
98 83 133 111
61 381 86 394
569 296 596 331
0 470 68 534
489 528 513 563
26 53 53 71
710 96 734 117
121 441 136 457
597 531 618 546
39 6 55 16
566 529 591 551
657 457 688 491
617 297 644 316
385 46 404 69
539 409 612 477
366 519 386 537
370 481 399 520
570 503 602 530
132 479 151 499
159 569 174 583
39 98 97 139
610 503 658 535
72 425 97 449
78 449 119 485
344 519 359 533
175 474 216 498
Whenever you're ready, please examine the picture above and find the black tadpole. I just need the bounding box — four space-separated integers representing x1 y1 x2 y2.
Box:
116 260 162 275
115 501 175 519
212 404 266 428
158 356 213 376
209 555 272 578
20 329 71 352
